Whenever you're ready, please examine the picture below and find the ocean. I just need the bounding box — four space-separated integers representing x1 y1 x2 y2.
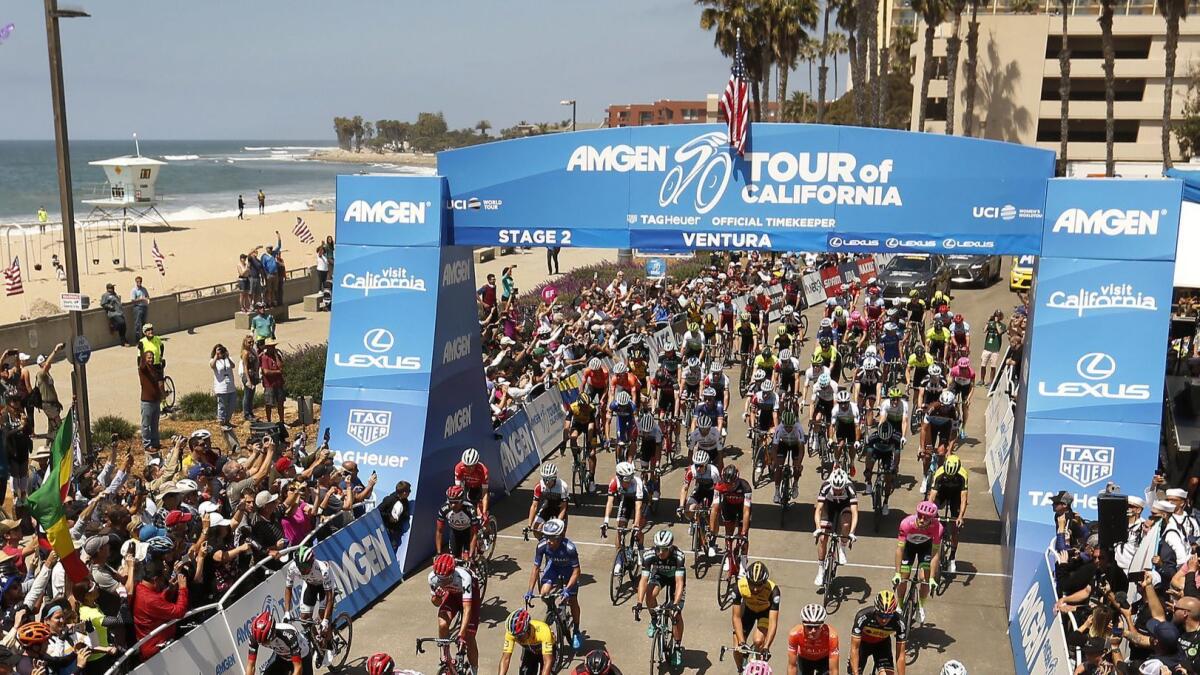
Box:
0 140 433 225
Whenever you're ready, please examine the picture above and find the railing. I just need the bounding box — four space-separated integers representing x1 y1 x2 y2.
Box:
175 266 315 302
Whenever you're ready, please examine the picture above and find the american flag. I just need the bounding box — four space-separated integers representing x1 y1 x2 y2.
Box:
720 30 750 156
4 257 22 296
293 217 315 244
151 240 165 275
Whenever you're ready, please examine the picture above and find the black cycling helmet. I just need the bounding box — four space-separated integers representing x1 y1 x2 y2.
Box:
721 464 739 483
583 649 612 675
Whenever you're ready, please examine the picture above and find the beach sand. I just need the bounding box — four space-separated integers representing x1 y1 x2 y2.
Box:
309 148 438 167
1 210 334 324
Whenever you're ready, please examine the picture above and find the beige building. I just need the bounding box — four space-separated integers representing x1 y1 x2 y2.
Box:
908 4 1200 162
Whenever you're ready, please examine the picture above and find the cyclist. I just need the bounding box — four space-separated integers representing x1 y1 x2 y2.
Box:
877 386 910 440
602 461 645 554
893 500 944 625
703 362 732 420
248 610 313 675
435 485 480 560
926 455 968 574
573 648 623 675
770 410 805 505
948 356 976 435
862 422 903 513
702 313 720 355
528 463 570 536
582 358 609 411
849 591 907 675
563 395 598 490
864 286 886 324
904 289 927 330
735 312 759 365
283 545 336 665
774 348 801 404
810 373 838 429
920 391 961 492
428 553 481 669
626 335 651 389
845 310 870 354
718 294 738 348
831 306 849 341
366 653 398 675
925 319 952 362
813 469 858 587
802 354 830 405
454 447 490 517
609 391 638 457
918 364 949 428
788 603 840 675
877 322 903 381
498 609 555 675
682 322 707 362
941 660 967 675
815 318 836 349
783 305 807 343
636 413 663 500
852 355 882 429
774 324 793 353
931 297 954 332
637 529 688 667
688 414 725 470
949 314 970 361
814 337 840 382
678 449 720 557
524 518 583 650
679 357 705 413
830 391 861 475
732 560 780 673
710 464 753 571
906 346 934 413
744 380 779 451
753 346 778 380
694 387 726 438
609 362 640 409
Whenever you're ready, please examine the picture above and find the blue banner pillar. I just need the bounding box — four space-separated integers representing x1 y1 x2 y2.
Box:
322 175 497 575
1007 179 1182 672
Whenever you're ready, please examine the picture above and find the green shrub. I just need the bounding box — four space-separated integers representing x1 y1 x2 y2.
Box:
282 343 327 403
176 392 218 421
93 415 137 440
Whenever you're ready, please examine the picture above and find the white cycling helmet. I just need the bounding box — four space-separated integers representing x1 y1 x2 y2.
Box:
639 414 656 433
692 449 710 465
884 322 898 332
800 603 828 625
686 357 701 369
616 461 635 478
615 391 631 406
929 364 944 377
828 468 850 489
753 370 767 382
862 357 879 370
940 390 957 405
817 373 831 387
820 318 833 329
940 661 967 675
761 380 774 392
825 298 837 306
710 361 722 373
782 305 794 314
865 345 878 356
461 448 479 466
588 358 602 370
542 518 566 538
835 390 851 404
702 386 717 398
697 415 714 430
653 529 674 548
540 462 558 478
778 349 791 360
613 362 628 374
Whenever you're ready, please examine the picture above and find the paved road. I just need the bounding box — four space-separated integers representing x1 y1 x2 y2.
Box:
345 261 1024 675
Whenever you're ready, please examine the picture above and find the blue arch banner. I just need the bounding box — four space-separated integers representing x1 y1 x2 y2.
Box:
438 123 1056 254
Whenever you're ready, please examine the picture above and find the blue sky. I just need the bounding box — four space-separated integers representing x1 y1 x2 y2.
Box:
0 1 837 141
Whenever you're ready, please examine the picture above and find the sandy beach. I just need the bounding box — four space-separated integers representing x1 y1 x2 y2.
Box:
0 209 334 323
309 148 438 168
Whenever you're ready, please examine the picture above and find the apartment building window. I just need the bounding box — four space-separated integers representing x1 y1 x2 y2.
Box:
639 112 652 123
926 97 948 122
1045 35 1150 59
1040 77 1145 102
1036 118 1140 143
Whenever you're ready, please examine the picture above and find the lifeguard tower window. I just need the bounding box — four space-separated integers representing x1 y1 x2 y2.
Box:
140 169 151 180
111 186 125 200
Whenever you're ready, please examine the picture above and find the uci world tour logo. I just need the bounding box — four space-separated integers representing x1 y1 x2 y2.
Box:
1059 444 1113 488
347 408 392 446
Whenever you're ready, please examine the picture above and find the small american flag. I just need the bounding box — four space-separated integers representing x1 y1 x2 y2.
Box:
293 217 315 244
720 29 751 156
4 257 22 296
151 240 165 275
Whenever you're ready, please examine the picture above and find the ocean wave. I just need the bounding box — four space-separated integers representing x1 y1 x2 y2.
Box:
242 145 336 152
158 198 328 223
162 154 200 161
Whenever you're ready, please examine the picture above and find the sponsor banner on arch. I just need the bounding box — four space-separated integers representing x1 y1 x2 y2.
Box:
498 407 539 492
438 124 1055 253
335 174 446 248
1041 178 1182 261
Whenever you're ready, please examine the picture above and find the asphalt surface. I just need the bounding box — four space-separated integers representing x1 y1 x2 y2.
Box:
346 261 1024 675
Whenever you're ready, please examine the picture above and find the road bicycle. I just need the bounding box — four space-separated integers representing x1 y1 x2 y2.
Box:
415 637 472 675
602 518 643 605
568 440 593 498
634 601 683 674
815 526 852 602
776 442 800 524
869 455 898 532
297 613 353 672
460 546 490 602
685 503 713 578
937 510 960 592
715 533 748 610
808 420 832 479
477 510 499 563
528 591 576 673
659 414 681 468
896 559 930 639
748 427 770 485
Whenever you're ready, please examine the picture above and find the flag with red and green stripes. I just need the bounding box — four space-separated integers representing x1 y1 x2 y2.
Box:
27 409 87 582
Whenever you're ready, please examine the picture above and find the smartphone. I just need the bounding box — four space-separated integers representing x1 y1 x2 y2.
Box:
1128 571 1145 583
323 427 331 444
1112 624 1124 638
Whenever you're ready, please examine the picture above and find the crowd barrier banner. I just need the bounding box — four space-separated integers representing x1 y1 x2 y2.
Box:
1009 540 1071 675
222 568 291 675
438 124 1054 253
984 367 1015 516
498 407 538 492
131 611 240 675
819 266 841 297
526 388 568 461
855 255 878 282
801 271 825 307
313 508 404 616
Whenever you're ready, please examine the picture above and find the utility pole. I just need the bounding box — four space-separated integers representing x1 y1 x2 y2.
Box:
44 0 93 455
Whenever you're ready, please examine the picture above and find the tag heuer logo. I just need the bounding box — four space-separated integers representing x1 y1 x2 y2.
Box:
347 408 392 447
1059 444 1114 488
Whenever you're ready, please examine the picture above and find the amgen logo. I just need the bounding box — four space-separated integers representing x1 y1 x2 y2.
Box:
1052 208 1164 236
343 200 429 224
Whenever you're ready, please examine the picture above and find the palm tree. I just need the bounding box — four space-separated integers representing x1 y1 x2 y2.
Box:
855 0 873 124
961 0 982 136
830 31 850 97
944 0 966 134
1056 0 1071 175
875 0 891 126
766 0 818 120
912 0 946 131
831 0 862 124
818 1 834 121
1099 0 1116 175
698 0 768 119
475 120 492 137
1160 0 1189 169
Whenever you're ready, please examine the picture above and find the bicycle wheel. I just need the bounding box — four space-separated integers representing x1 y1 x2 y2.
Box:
484 517 498 562
779 466 792 526
330 611 353 669
555 620 575 672
609 548 624 605
716 563 735 610
163 376 176 408
798 314 809 334
650 631 663 674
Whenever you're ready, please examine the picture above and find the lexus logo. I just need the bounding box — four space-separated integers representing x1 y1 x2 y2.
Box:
829 237 844 247
1076 352 1116 380
363 328 395 353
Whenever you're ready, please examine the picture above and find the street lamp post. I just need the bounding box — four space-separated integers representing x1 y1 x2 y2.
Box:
560 99 576 132
43 0 93 455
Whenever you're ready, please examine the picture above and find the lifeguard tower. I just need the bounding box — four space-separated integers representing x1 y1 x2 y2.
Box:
81 144 170 272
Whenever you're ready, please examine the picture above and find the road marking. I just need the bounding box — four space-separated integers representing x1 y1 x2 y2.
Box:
496 534 1011 578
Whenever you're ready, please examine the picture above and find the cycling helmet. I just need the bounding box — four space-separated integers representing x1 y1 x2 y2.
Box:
692 449 710 466
819 337 832 348
862 357 879 370
810 353 825 365
883 322 897 332
819 318 832 329
817 373 831 387
878 422 899 439
653 529 674 549
778 348 791 360
697 415 714 430
583 649 613 675
934 319 945 329
294 544 315 570
639 414 656 433
834 307 846 318
761 347 773 357
687 322 700 332
800 603 828 626
753 370 767 382
506 609 532 636
721 465 739 483
828 468 850 489
615 391 631 406
781 410 797 426
446 485 465 501
888 386 904 398
542 518 566 538
540 462 558 478
915 344 926 355
943 455 962 476
875 590 899 614
686 357 701 369
743 661 772 675
702 386 717 398
432 553 456 577
745 560 769 585
826 298 837 306
929 364 944 377
953 313 964 324
16 621 51 646
710 361 722 373
783 305 794 314
941 660 968 675
865 345 878 356
908 288 919 298
777 325 787 335
615 461 635 478
366 653 396 675
850 310 861 321
760 380 774 392
250 611 276 643
588 358 602 370
147 536 174 555
957 357 971 369
940 390 957 406
613 362 628 374
461 447 480 466
835 390 851 404
189 429 212 441
917 500 939 517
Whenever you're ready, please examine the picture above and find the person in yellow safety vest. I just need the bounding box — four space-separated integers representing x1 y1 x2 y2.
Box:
138 323 165 373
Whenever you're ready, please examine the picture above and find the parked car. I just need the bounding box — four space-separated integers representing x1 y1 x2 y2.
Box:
1009 254 1035 292
876 254 951 301
945 255 1002 286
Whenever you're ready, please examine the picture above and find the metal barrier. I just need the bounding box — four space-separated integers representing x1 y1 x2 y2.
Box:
101 603 221 675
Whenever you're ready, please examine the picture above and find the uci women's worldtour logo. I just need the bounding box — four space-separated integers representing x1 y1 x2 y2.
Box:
1037 352 1151 401
1045 283 1158 317
347 408 392 446
1059 444 1114 488
340 267 427 297
332 328 422 371
1052 208 1165 236
566 130 903 215
972 204 1017 221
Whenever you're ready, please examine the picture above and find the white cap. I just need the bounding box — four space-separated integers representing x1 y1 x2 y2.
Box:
207 513 232 528
1166 488 1188 500
18 353 29 362
197 501 220 516
1127 495 1145 508
1141 658 1167 675
1153 500 1177 513
36 355 45 366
